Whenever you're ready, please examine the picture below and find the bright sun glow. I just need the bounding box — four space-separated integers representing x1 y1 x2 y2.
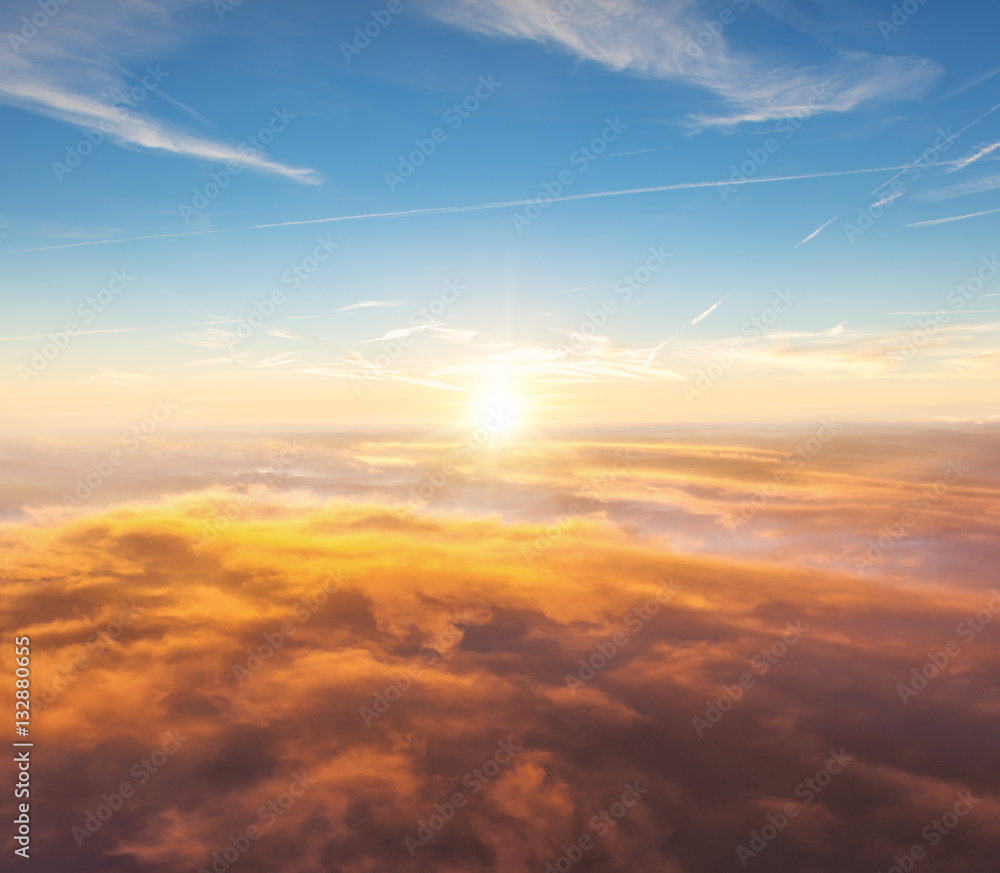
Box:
471 386 524 436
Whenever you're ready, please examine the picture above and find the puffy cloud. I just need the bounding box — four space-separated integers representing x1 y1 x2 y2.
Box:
2 457 998 871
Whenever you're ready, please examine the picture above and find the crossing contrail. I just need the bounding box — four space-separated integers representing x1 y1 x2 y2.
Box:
3 163 959 254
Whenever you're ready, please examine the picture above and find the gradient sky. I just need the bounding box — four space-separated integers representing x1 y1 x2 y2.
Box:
4 7 1000 868
2 0 1000 428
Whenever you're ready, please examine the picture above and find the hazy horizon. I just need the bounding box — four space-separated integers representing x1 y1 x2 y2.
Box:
2 0 999 871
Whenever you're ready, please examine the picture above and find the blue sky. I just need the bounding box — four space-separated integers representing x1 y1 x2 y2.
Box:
2 0 1000 425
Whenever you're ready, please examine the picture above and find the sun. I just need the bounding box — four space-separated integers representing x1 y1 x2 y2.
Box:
469 385 524 436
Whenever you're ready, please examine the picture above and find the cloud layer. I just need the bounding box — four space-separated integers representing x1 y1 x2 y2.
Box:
2 429 999 871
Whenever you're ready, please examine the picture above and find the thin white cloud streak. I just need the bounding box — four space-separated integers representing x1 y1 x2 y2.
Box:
0 80 319 183
554 284 602 294
606 148 661 157
299 366 466 391
871 191 903 209
643 335 677 367
362 323 445 343
869 100 1000 194
692 295 729 324
919 174 1000 202
337 300 409 311
0 0 319 182
3 163 956 254
425 0 940 128
907 207 1000 227
794 216 837 248
947 140 1000 173
0 319 232 342
947 65 1000 97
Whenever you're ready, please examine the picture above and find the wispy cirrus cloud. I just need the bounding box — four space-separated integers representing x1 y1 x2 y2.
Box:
362 323 479 343
423 0 941 128
337 300 410 311
943 349 1000 371
918 174 1000 202
947 140 1000 173
0 0 319 181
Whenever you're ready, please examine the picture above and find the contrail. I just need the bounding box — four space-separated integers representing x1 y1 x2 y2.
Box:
907 207 1000 227
948 139 1000 173
643 334 678 367
795 216 837 248
4 163 958 255
554 284 602 294
692 295 729 324
868 99 1000 194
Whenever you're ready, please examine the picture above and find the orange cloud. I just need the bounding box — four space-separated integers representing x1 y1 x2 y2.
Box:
2 488 999 872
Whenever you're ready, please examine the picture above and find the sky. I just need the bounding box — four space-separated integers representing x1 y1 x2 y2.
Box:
2 0 1000 430
3 5 1000 870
